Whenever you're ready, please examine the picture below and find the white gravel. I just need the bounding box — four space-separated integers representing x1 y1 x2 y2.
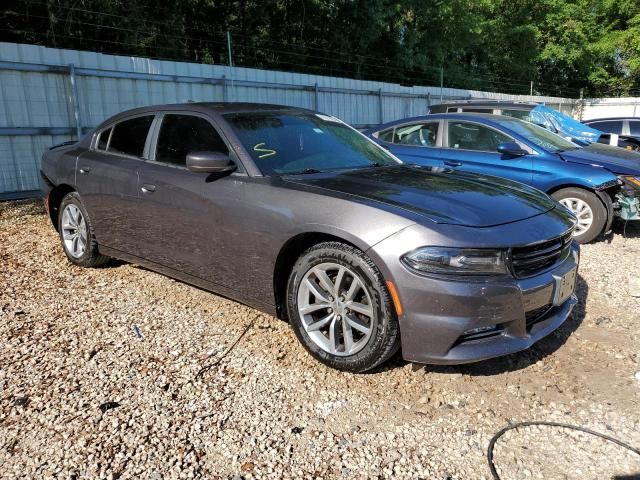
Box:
1 200 640 479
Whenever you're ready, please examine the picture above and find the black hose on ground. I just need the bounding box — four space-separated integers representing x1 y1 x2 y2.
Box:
487 421 640 480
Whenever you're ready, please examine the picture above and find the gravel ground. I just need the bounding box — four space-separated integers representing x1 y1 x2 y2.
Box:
1 199 640 480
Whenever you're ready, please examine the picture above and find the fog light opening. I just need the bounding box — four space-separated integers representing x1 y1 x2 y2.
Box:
463 325 499 336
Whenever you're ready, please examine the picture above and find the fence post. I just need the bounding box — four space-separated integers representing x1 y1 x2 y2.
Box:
378 88 383 124
578 88 584 121
227 31 233 68
68 63 82 139
314 82 319 111
222 75 227 102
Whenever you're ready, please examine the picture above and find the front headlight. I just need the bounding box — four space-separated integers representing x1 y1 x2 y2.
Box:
401 247 508 276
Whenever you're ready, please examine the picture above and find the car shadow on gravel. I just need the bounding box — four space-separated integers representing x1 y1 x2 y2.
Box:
412 274 590 377
610 219 640 240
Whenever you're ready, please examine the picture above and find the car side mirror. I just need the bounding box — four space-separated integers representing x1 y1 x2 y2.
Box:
497 142 528 157
186 151 236 174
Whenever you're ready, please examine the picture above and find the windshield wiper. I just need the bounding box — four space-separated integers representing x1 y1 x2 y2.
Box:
286 168 323 175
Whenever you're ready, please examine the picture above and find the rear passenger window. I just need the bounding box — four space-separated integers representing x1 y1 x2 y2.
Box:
97 127 112 150
629 121 640 136
155 114 228 166
108 116 154 157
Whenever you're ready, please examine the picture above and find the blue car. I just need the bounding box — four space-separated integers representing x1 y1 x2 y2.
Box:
367 113 640 243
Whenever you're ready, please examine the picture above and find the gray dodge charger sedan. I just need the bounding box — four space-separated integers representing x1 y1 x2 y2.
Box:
40 103 579 372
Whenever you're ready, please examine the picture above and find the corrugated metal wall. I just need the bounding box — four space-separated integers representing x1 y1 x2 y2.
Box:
0 42 575 196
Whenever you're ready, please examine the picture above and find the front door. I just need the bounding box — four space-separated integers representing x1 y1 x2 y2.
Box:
135 112 245 290
441 120 534 184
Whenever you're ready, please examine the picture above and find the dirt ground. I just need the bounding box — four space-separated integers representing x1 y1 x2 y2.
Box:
1 200 639 479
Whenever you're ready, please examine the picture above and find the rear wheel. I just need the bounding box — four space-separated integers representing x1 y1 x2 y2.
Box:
58 192 110 267
551 187 607 243
286 242 400 372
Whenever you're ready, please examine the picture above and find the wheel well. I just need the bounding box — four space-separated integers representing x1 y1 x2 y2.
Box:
47 184 75 231
273 232 358 320
547 184 615 235
546 184 596 196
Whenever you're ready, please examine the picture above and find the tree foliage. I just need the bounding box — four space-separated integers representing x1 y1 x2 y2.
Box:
2 0 639 97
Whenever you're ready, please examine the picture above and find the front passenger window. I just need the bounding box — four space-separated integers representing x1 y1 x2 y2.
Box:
448 122 511 151
155 114 229 166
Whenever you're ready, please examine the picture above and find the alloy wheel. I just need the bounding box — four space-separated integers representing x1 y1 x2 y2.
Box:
297 262 375 356
61 204 88 258
559 197 593 236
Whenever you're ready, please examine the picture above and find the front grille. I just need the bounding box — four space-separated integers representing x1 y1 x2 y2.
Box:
510 229 573 278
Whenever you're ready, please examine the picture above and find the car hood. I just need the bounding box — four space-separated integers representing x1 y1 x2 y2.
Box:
559 143 640 175
283 165 557 227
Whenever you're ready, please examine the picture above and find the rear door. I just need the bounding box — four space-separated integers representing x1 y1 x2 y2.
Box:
375 121 448 167
441 120 534 184
136 112 245 289
76 114 154 255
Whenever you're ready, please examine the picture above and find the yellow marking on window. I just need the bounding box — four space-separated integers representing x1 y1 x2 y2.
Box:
254 142 277 158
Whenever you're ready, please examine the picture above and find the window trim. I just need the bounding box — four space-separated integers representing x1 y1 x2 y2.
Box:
91 112 156 161
442 119 531 154
146 111 247 175
94 126 113 152
625 119 640 136
374 120 443 148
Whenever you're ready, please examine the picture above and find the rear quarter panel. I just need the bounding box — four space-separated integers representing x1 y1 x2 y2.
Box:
40 145 83 191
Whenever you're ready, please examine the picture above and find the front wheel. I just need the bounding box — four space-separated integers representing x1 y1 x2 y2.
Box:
551 187 607 243
286 242 400 372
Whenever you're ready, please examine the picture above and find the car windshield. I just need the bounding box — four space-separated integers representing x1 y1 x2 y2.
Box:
495 117 579 153
224 111 400 175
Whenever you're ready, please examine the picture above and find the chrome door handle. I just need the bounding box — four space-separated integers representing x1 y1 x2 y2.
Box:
79 167 91 174
141 184 156 194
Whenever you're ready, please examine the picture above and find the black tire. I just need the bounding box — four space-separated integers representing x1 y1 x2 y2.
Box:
286 242 400 372
58 192 110 267
551 187 607 244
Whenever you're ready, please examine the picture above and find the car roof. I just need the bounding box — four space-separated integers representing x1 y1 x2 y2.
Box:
95 102 315 129
430 100 538 109
585 117 640 122
369 112 520 131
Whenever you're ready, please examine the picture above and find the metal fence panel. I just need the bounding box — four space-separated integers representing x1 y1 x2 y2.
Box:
0 41 575 196
581 98 640 120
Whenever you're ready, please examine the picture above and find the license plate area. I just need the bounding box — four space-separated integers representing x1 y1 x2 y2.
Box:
552 266 577 306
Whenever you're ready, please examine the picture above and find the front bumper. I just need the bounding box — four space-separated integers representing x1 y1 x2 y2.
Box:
370 228 580 365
